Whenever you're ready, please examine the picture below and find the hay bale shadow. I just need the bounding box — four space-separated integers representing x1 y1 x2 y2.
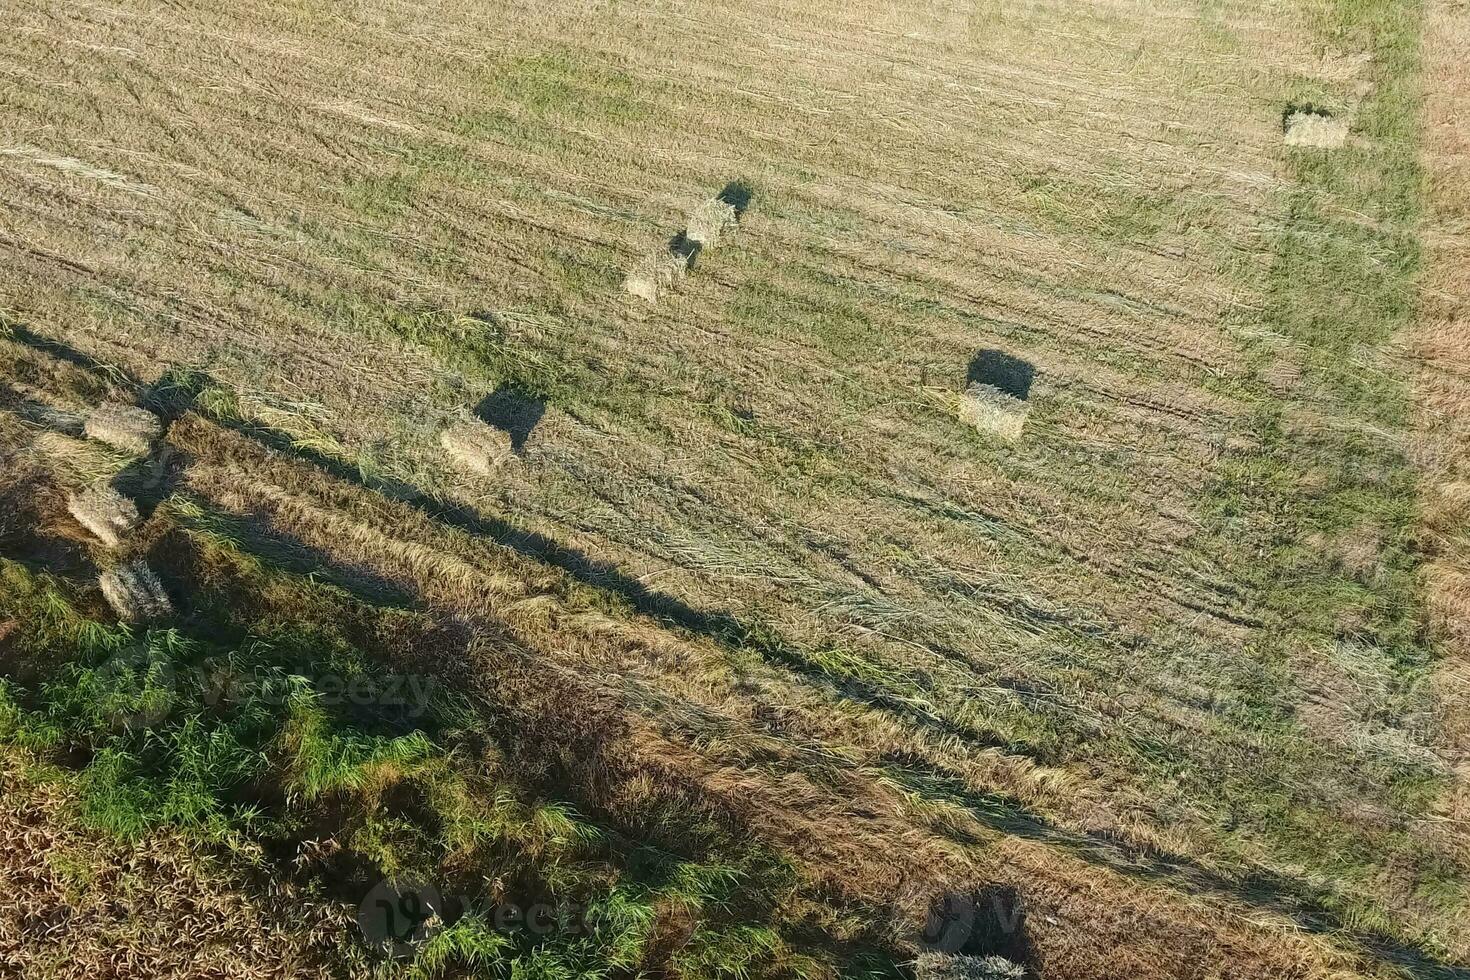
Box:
112 445 186 514
922 884 1032 967
140 366 209 426
716 179 753 218
669 231 702 270
968 885 1030 966
473 387 546 453
967 351 1034 401
12 397 85 435
3 318 110 375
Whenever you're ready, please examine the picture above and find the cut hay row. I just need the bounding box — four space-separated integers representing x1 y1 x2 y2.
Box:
0 143 157 196
440 417 514 475
30 430 131 486
82 401 161 455
98 560 172 621
66 483 140 548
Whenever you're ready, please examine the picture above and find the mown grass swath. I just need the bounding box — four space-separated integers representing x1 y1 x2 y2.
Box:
0 0 1466 973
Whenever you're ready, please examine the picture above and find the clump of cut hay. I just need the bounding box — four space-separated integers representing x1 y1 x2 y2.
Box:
83 401 162 454
31 431 127 486
1283 110 1349 148
1347 721 1450 775
0 144 156 195
623 248 694 305
99 561 172 621
18 400 85 434
915 954 1026 980
623 266 661 304
684 198 739 246
959 383 1028 442
66 483 140 547
440 419 514 475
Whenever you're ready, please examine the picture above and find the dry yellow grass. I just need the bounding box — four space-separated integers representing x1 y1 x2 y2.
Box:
1416 0 1470 874
0 0 1464 973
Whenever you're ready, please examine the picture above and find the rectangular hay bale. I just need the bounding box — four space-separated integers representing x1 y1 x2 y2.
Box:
959 383 1028 442
623 249 693 305
99 561 172 622
83 401 162 454
1283 110 1349 148
67 483 141 548
441 419 514 475
684 198 738 247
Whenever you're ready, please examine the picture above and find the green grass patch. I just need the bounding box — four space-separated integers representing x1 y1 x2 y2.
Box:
0 514 901 979
1189 0 1464 959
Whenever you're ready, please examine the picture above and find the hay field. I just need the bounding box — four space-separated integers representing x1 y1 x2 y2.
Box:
1 0 1466 976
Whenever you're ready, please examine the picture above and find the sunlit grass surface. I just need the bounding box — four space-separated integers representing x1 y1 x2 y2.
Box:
1 0 1464 974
